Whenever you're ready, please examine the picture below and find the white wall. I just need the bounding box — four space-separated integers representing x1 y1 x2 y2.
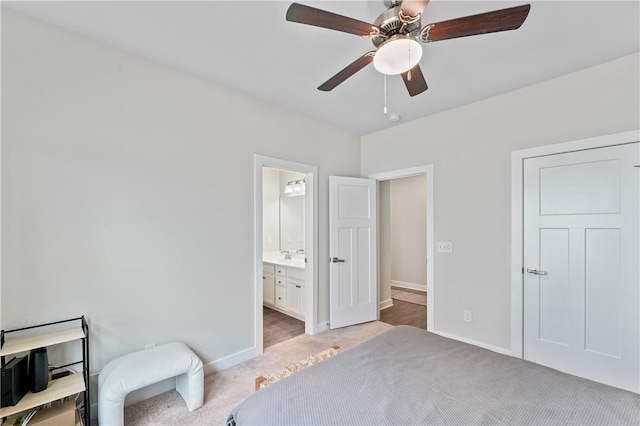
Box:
378 180 392 307
262 167 280 253
362 53 640 351
390 175 427 290
1 9 361 374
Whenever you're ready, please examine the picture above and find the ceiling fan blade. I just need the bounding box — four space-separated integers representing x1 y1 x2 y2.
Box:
286 3 377 37
400 0 431 19
318 52 375 91
401 65 428 97
420 4 531 43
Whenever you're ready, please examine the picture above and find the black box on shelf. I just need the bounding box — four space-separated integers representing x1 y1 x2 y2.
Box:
1 356 28 407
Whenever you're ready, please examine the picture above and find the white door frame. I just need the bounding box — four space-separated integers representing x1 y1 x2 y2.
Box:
254 154 318 355
369 165 435 331
510 130 640 358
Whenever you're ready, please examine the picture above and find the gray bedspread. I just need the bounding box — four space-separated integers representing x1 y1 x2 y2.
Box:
227 325 640 425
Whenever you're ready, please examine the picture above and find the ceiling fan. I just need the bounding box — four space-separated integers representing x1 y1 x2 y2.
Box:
286 0 531 96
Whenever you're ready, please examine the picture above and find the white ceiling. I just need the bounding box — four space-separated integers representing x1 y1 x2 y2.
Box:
4 1 639 136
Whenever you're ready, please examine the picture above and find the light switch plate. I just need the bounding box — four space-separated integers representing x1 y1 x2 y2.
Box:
437 241 453 253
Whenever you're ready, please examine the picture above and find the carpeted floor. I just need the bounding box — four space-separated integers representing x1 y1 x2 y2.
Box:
123 321 393 425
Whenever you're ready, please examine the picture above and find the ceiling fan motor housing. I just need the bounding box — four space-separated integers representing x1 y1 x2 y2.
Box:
383 0 403 8
372 6 422 47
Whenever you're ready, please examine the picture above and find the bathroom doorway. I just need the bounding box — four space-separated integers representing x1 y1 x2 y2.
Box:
262 167 306 348
254 155 318 355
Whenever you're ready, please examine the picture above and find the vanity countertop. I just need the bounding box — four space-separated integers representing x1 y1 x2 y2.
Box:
263 251 305 269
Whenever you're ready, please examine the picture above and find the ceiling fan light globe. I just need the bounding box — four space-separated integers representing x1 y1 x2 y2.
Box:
373 36 422 75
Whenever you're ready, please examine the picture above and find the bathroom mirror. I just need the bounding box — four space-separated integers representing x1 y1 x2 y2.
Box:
279 196 304 252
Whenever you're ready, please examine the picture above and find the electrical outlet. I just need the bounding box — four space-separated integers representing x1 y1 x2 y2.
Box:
437 241 453 253
463 310 473 322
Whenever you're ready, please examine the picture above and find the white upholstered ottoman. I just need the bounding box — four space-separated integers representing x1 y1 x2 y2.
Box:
98 342 204 425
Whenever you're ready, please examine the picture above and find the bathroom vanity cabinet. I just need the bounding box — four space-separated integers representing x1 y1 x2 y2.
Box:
262 262 305 321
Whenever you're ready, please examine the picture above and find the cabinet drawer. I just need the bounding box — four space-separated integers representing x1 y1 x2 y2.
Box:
275 266 287 276
288 268 305 281
263 263 275 274
275 287 287 309
275 277 286 287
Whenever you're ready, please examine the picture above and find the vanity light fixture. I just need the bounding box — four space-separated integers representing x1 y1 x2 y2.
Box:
284 179 305 196
284 182 294 194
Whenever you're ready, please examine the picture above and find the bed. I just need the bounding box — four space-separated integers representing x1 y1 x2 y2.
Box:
227 326 640 425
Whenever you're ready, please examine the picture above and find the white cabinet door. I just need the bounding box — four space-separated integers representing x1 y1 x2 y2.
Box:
263 274 275 306
329 176 377 329
262 263 275 307
287 278 305 316
298 284 306 317
523 143 639 392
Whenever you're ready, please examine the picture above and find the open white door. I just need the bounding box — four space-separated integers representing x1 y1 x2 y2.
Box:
329 176 377 329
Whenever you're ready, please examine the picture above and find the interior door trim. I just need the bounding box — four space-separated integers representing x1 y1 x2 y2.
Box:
254 155 318 356
510 130 640 359
369 164 435 332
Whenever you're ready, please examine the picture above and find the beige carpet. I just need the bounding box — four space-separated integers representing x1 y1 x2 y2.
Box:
255 345 342 390
391 286 427 306
123 321 393 425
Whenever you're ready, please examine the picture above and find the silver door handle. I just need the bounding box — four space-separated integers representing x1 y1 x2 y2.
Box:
526 267 547 276
331 257 345 263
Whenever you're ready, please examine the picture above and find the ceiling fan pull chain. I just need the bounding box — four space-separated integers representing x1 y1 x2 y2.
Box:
383 74 388 115
407 44 413 81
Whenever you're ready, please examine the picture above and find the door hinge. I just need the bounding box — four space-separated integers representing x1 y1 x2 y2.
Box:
522 267 524 274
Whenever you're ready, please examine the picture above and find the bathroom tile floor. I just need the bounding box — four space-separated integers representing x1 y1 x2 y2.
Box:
263 306 305 349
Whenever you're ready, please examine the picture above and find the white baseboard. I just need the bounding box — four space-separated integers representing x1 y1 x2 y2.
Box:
316 321 329 333
90 402 98 421
203 346 257 375
379 299 394 310
391 280 427 292
431 329 513 356
125 377 176 406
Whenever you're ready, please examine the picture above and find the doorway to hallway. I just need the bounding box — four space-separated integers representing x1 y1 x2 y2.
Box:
370 166 434 331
